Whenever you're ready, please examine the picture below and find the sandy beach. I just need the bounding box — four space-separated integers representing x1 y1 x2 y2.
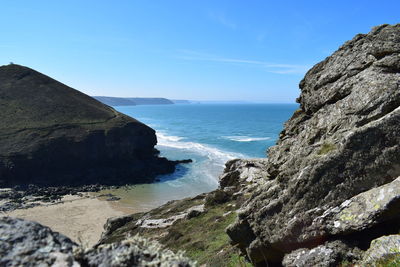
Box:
4 194 131 247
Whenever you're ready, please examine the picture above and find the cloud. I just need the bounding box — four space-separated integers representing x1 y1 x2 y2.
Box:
177 50 310 74
209 13 237 30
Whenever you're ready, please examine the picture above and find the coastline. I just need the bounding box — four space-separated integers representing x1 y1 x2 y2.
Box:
4 193 131 247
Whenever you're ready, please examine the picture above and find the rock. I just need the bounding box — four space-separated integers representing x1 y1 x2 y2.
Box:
0 217 77 266
219 158 268 188
308 176 400 236
226 24 400 265
0 217 194 266
0 64 177 188
75 235 194 267
359 235 400 266
282 240 362 267
100 215 134 243
185 205 205 219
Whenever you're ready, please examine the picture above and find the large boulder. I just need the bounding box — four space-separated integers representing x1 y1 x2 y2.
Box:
227 23 400 265
0 217 77 266
0 64 176 187
0 217 194 267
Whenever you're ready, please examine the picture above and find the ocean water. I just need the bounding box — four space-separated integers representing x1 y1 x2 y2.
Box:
102 104 298 212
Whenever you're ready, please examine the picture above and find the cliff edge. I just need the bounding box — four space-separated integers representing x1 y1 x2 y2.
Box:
226 23 400 266
0 64 176 187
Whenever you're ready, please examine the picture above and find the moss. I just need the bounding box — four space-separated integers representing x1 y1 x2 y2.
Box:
375 254 400 267
317 143 336 155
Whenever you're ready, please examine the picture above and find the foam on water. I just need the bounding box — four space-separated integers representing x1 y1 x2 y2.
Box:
222 135 271 142
99 104 298 212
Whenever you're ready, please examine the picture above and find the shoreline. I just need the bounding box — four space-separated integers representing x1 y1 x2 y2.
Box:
4 193 132 247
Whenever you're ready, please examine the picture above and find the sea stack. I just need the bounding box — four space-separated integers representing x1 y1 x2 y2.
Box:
0 64 176 187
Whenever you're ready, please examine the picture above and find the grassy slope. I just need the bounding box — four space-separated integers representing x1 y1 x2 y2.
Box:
101 191 252 266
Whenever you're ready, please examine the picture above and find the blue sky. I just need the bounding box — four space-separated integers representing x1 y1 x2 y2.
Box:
1 1 399 102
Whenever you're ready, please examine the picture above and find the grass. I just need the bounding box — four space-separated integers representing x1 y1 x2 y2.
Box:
375 254 400 267
101 193 252 266
159 204 243 265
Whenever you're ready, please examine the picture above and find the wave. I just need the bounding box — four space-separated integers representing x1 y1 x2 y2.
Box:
157 133 243 164
222 135 271 142
157 132 184 142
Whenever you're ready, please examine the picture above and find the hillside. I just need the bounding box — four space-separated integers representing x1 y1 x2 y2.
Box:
0 64 176 187
93 96 174 106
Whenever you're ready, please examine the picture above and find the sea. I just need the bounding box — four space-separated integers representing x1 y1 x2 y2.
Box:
102 103 298 211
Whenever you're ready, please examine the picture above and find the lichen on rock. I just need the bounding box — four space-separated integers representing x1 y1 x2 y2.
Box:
226 23 400 265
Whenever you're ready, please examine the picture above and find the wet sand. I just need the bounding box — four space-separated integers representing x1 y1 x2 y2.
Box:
4 194 131 248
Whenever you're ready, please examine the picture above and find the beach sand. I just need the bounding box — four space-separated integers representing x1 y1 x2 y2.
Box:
4 194 131 248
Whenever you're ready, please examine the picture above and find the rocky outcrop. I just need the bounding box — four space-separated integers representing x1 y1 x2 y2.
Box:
0 64 178 187
0 217 194 267
0 217 77 266
75 236 193 267
226 24 400 265
360 235 400 266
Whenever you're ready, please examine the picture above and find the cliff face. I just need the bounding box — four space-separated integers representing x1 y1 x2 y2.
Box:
0 64 175 187
226 24 400 265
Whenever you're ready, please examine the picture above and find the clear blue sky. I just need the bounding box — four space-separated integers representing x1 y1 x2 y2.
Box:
1 1 399 102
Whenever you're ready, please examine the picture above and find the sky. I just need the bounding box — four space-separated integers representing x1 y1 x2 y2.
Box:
1 1 399 102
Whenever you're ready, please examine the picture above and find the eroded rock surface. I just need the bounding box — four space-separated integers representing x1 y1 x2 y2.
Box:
360 235 400 266
0 217 77 266
226 23 400 265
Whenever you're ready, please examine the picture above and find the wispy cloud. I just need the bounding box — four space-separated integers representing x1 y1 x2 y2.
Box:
209 13 237 30
177 50 310 74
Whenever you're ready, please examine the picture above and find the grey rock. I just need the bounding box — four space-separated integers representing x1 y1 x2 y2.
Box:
282 240 362 267
99 215 134 244
1 217 194 266
219 158 269 189
76 235 194 267
308 176 400 236
226 23 400 264
0 216 77 267
360 235 400 266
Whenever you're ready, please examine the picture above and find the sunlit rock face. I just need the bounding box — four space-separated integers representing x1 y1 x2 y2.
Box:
226 23 400 265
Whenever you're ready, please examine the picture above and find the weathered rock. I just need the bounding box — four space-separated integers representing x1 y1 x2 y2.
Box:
219 158 268 189
227 23 400 264
308 176 400 236
282 240 362 267
0 217 194 266
0 217 77 266
0 64 177 188
359 235 400 266
76 236 194 267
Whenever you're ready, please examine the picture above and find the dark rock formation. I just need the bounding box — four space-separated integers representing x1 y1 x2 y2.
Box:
226 24 400 265
0 217 194 266
0 64 177 188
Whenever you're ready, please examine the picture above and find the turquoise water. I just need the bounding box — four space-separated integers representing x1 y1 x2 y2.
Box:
104 104 297 211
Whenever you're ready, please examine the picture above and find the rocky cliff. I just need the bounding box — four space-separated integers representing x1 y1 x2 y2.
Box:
226 23 400 266
0 64 176 187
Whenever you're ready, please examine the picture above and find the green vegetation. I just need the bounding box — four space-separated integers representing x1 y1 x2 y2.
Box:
317 142 336 155
375 254 400 267
101 191 253 266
